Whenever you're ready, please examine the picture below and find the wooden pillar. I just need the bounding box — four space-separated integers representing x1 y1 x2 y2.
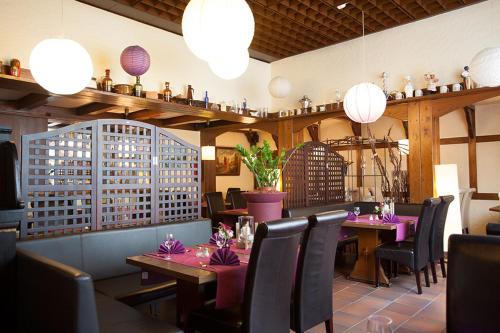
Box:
464 106 477 190
408 101 440 203
278 119 294 151
200 132 216 195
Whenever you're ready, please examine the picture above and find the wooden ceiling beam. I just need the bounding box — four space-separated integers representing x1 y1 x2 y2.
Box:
162 115 206 126
76 102 117 115
16 93 49 110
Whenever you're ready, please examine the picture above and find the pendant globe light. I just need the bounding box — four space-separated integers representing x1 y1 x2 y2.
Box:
469 47 500 87
268 76 292 98
182 0 254 62
30 39 93 95
209 49 250 80
29 0 93 95
343 10 386 123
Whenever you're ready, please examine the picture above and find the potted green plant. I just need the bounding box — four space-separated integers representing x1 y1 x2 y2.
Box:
235 140 302 222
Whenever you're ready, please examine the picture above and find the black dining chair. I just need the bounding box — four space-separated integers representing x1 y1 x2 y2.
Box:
486 223 500 236
291 210 347 333
205 192 226 228
225 188 241 204
429 195 454 283
187 217 308 333
227 190 247 209
447 234 500 333
375 197 441 294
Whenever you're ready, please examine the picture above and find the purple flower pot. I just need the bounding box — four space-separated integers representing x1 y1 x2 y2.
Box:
242 191 287 224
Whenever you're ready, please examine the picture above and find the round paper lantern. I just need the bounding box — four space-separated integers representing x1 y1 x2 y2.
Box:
29 38 93 95
209 49 249 80
470 47 500 87
343 82 387 123
182 0 254 61
268 76 292 98
120 45 150 77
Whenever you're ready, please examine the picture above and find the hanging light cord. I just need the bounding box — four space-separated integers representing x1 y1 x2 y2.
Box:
362 10 366 82
60 0 65 37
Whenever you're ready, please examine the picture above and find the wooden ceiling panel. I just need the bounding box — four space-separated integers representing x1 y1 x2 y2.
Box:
79 0 485 62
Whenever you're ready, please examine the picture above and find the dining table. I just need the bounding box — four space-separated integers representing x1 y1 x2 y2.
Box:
342 214 418 285
127 243 250 330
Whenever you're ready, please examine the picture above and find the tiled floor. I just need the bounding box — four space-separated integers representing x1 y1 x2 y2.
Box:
305 271 446 333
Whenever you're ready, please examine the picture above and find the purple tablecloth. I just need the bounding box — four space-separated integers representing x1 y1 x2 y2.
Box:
144 247 249 309
341 215 418 242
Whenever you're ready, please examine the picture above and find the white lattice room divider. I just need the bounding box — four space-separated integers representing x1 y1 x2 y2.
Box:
21 119 201 238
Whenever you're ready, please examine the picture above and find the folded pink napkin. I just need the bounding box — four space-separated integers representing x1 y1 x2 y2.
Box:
383 213 400 224
158 239 185 254
347 211 357 221
209 233 234 246
210 247 240 266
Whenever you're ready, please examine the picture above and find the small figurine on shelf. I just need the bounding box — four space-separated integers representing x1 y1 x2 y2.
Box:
335 89 342 108
220 100 227 112
204 91 209 109
404 75 414 98
10 59 21 77
381 72 389 98
462 66 473 90
133 76 142 97
102 69 113 92
424 73 439 93
163 82 172 102
186 85 194 105
242 98 247 111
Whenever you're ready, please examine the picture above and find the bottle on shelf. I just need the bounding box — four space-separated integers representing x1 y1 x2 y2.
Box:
187 85 194 105
133 76 143 97
163 82 172 102
204 91 209 109
102 69 113 92
220 101 227 112
242 98 247 111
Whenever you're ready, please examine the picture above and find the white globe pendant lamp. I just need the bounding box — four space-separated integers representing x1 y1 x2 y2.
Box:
209 49 250 80
30 38 93 95
182 0 254 62
343 83 387 123
268 76 292 98
469 47 500 87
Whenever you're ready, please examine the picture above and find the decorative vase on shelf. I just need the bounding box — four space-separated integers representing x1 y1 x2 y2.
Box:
403 75 413 98
163 81 172 102
133 76 143 97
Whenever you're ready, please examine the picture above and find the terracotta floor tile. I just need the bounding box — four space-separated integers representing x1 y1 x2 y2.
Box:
332 311 365 327
344 283 377 296
384 301 422 316
374 309 411 328
370 287 406 301
400 317 445 333
342 299 382 317
396 294 432 308
334 290 365 303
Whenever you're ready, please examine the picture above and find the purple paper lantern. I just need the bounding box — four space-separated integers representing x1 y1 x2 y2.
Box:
120 45 150 77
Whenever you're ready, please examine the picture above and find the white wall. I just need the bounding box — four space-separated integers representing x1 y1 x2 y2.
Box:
271 0 500 111
271 0 500 234
0 0 271 110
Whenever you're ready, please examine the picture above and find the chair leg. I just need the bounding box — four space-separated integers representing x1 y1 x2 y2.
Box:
392 261 398 278
415 270 422 294
423 265 430 287
430 261 438 283
325 319 334 333
440 257 447 278
388 260 393 278
375 257 380 288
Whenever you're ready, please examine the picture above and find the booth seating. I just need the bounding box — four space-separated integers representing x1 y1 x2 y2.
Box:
16 218 212 332
283 201 422 219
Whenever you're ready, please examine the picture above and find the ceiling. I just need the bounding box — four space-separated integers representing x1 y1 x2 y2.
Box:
79 0 484 62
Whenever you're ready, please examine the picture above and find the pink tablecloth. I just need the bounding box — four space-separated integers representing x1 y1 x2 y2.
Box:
342 215 418 242
144 247 248 309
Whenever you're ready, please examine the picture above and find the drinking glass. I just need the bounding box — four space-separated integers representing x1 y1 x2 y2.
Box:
165 233 174 260
366 315 393 333
238 216 255 234
353 206 361 220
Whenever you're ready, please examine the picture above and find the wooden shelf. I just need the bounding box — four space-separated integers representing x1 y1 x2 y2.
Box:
0 74 261 126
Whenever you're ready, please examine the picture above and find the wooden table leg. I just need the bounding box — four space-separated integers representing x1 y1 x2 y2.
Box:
176 279 205 330
348 229 390 285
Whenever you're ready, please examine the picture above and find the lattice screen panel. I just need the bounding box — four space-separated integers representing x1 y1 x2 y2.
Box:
156 128 201 223
21 120 201 239
97 121 154 229
283 142 345 209
21 123 95 238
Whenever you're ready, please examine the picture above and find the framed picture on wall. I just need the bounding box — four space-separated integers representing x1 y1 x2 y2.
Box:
216 147 241 176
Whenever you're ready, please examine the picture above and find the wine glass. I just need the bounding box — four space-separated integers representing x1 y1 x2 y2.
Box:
165 233 174 260
366 315 393 333
353 206 361 220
